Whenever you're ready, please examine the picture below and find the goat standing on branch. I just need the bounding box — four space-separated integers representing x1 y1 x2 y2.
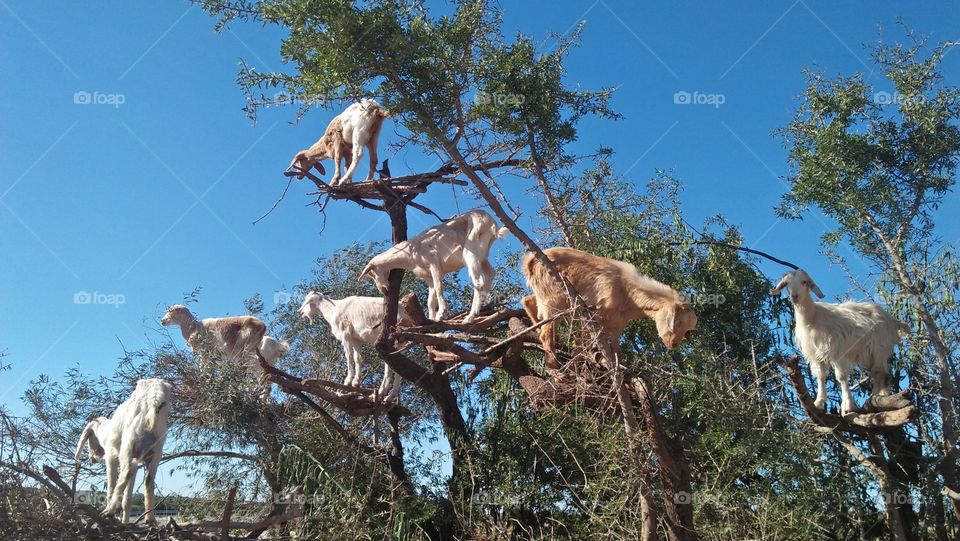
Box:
75 378 172 523
287 99 387 185
360 209 509 323
300 291 411 402
161 304 286 399
771 268 907 415
522 247 698 369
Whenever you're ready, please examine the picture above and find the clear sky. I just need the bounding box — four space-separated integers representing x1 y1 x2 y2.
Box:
2 0 958 493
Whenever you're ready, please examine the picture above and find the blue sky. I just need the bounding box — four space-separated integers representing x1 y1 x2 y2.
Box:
2 0 958 493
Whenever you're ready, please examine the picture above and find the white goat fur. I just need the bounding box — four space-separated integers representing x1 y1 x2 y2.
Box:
288 99 387 185
521 247 698 369
299 291 406 401
771 268 906 414
359 210 509 322
75 378 172 523
161 305 286 398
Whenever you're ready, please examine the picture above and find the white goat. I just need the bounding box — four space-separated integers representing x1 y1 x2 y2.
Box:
75 378 172 523
299 291 407 402
288 99 387 185
359 210 509 322
161 305 286 398
771 268 907 414
288 116 352 182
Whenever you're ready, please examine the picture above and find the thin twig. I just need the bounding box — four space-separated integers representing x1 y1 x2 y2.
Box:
253 175 293 224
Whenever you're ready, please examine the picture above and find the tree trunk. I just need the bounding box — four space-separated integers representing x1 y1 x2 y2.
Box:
631 376 697 541
375 193 472 494
866 217 960 520
436 141 697 539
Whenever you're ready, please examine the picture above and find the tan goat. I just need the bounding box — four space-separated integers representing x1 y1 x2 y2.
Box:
160 305 282 398
521 247 698 369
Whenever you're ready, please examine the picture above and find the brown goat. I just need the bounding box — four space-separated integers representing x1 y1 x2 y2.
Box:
521 247 698 369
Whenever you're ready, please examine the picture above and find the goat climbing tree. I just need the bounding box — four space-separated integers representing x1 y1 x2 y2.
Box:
265 158 700 541
193 0 702 536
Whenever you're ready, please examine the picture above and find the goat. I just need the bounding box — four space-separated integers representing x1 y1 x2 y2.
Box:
359 210 509 322
771 268 906 414
521 247 698 369
299 291 409 402
288 116 352 183
160 305 280 399
257 335 290 398
288 99 387 185
75 378 172 523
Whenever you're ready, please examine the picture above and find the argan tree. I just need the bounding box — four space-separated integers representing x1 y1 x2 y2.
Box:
779 34 960 539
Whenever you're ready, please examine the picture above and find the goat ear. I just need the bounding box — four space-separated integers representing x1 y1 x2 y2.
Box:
810 280 825 299
358 263 373 283
288 152 305 170
75 421 103 462
770 273 791 296
313 162 326 176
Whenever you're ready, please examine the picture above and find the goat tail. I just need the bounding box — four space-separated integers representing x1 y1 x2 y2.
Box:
520 252 549 294
361 98 389 118
495 226 510 239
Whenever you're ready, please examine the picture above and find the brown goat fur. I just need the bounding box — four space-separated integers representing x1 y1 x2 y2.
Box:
288 116 352 180
521 247 698 369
